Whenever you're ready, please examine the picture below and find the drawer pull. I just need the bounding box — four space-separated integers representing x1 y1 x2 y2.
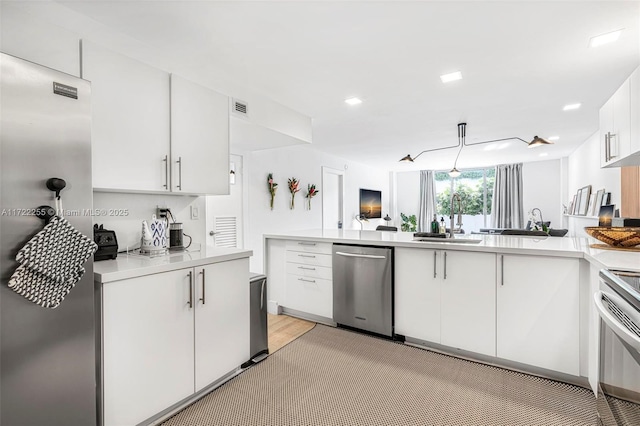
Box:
298 278 316 283
298 266 316 271
298 254 316 258
298 242 316 246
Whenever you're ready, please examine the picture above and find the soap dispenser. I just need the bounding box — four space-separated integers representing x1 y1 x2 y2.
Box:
431 214 439 233
439 217 446 234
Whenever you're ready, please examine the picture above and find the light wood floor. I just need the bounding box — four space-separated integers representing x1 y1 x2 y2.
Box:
267 313 315 353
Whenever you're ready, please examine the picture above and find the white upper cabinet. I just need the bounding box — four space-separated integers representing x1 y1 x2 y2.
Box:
82 41 171 192
171 74 230 195
601 67 640 167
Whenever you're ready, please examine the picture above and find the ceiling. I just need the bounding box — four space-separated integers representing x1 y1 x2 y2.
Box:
24 1 640 171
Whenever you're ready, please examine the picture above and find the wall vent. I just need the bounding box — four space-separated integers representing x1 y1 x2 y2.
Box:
232 98 248 117
213 216 237 248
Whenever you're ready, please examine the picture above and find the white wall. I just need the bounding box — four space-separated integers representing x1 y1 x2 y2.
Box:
567 131 621 211
246 144 390 272
395 171 421 227
93 193 206 251
522 159 562 229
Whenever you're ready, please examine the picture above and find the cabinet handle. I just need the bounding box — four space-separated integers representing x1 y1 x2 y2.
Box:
609 132 617 159
199 269 205 305
298 254 316 258
298 242 316 246
260 280 265 310
298 277 316 283
162 155 169 189
298 266 316 271
176 156 183 190
501 255 504 286
444 252 447 280
187 271 193 308
433 251 437 278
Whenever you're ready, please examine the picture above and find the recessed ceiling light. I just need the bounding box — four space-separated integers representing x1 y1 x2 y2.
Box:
563 103 581 111
345 97 362 105
440 71 462 83
548 136 560 141
589 29 623 48
539 152 549 157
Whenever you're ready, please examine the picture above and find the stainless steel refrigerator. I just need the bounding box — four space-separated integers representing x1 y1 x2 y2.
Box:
0 53 96 425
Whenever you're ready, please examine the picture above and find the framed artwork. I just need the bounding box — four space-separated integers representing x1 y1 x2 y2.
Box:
587 194 595 217
598 205 614 226
574 189 583 215
359 189 382 219
577 185 591 216
594 189 605 214
570 194 577 215
602 192 611 206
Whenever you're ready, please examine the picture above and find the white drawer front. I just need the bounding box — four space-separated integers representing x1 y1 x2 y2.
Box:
285 240 332 255
285 274 332 319
286 262 332 280
285 250 332 268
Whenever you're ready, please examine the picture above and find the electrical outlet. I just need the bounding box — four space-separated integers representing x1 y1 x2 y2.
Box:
190 205 199 220
157 206 169 219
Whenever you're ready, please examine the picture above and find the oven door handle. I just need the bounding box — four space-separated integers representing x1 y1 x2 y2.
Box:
594 290 640 354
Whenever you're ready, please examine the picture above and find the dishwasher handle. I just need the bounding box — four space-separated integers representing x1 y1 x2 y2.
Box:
335 251 387 260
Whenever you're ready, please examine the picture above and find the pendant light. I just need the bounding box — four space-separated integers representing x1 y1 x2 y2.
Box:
448 123 465 178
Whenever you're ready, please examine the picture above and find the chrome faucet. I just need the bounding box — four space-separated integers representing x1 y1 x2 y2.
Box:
531 208 544 230
450 193 463 238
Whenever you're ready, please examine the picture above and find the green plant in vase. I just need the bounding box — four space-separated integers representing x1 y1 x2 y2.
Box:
288 177 300 209
267 173 278 210
400 213 417 232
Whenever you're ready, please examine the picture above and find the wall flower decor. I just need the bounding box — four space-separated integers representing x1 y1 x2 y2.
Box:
305 183 319 210
267 173 278 210
288 177 300 209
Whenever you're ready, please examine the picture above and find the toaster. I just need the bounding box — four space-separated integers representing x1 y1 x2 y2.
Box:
94 224 118 261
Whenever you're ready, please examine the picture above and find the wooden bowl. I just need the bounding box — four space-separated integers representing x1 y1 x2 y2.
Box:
584 227 640 247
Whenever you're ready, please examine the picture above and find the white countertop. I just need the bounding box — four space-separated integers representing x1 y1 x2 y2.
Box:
94 246 253 283
264 230 640 272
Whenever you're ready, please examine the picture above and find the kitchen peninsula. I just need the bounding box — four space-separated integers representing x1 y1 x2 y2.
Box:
94 247 252 426
265 230 640 396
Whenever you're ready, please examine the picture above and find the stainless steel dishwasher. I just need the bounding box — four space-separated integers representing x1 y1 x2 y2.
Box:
332 244 393 337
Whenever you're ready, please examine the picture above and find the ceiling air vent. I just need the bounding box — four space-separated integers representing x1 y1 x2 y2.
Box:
232 98 248 117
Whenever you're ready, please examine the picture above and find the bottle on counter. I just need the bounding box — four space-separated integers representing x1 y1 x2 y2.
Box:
431 214 439 233
439 217 446 234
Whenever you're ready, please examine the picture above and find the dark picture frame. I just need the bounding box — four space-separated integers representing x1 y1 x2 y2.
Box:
359 188 382 219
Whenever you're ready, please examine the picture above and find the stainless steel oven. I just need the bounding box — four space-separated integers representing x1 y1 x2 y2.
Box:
595 269 640 425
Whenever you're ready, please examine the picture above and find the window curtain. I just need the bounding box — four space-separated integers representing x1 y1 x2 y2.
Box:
418 170 437 232
491 163 524 229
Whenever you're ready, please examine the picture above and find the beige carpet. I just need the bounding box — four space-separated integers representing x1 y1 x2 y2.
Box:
163 325 640 426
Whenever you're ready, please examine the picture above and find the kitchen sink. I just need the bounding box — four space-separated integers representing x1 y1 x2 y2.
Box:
413 236 482 244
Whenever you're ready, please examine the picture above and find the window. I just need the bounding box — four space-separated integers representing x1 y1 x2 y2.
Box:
434 168 495 233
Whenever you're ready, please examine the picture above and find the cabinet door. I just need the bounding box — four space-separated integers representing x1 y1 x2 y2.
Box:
285 272 333 318
171 74 229 195
440 251 496 356
629 68 640 158
394 248 440 343
102 268 194 426
497 255 580 376
82 41 171 191
194 258 249 391
600 97 615 168
612 78 631 161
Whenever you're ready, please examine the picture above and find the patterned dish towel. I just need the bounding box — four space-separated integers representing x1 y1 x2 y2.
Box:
8 216 97 308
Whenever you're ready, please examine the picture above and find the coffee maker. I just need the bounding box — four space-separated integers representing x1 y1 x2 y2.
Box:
169 222 185 252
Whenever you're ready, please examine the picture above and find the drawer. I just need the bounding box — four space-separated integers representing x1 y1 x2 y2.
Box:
286 262 332 280
285 240 332 255
285 250 332 268
285 274 332 319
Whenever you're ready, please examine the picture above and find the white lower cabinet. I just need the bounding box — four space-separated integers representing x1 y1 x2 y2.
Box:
395 248 496 356
283 241 333 319
497 254 580 376
194 260 249 391
102 258 249 426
